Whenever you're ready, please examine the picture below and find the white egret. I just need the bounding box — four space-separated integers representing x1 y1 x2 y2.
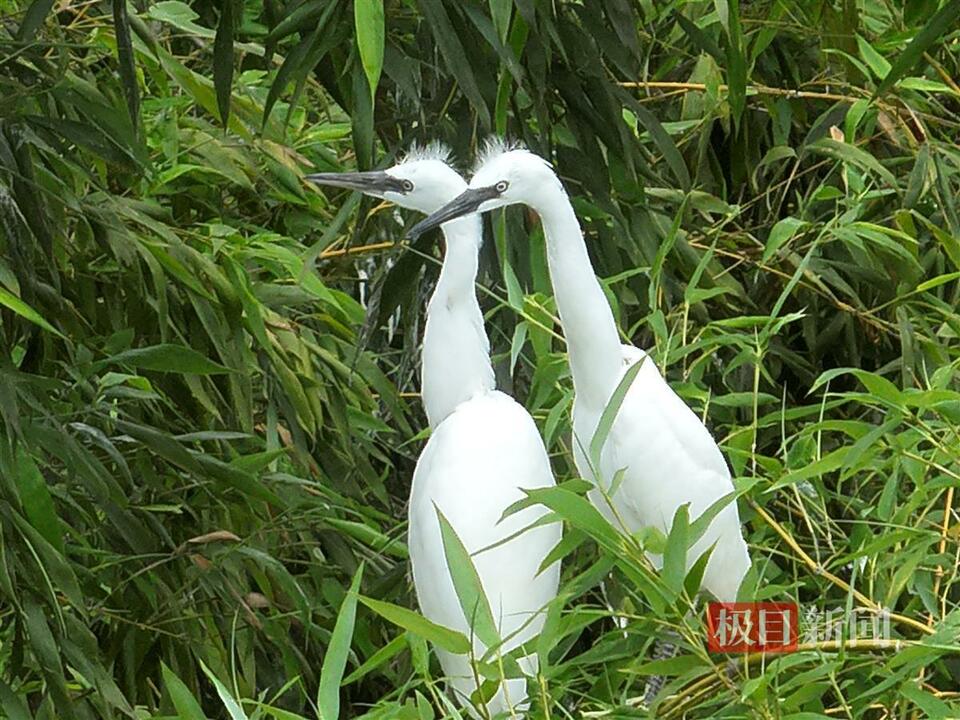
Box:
409 144 750 605
307 145 561 718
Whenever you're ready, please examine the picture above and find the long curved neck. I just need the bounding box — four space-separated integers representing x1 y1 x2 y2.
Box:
533 184 623 411
420 214 495 428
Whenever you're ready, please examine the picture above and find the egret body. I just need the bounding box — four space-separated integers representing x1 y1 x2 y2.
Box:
409 145 750 603
308 147 561 717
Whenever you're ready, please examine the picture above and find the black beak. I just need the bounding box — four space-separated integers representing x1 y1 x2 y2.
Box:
305 170 406 196
407 186 501 238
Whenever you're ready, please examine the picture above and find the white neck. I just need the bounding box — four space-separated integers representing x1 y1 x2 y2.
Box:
420 214 495 428
531 183 623 411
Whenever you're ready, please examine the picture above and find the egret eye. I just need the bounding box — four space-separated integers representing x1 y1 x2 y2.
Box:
495 181 509 193
401 179 414 192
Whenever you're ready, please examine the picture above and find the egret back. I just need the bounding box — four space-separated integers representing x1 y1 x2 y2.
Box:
409 391 561 716
572 345 749 602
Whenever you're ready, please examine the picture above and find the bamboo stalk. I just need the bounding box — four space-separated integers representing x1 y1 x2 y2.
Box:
319 240 397 259
660 638 927 719
619 80 862 105
751 501 934 636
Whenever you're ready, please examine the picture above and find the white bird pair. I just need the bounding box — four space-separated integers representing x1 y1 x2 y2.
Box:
308 141 750 718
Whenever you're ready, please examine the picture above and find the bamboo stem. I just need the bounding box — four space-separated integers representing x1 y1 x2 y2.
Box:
750 501 934 636
319 241 397 259
660 638 929 719
619 80 863 104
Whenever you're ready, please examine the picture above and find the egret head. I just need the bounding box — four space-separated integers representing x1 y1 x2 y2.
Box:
306 142 466 215
407 141 559 238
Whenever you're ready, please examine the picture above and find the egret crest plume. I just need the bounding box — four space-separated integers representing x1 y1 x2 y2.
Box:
474 136 526 170
400 140 454 165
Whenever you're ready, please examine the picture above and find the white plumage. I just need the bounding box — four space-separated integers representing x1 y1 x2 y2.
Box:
409 146 750 603
307 153 561 718
409 392 558 715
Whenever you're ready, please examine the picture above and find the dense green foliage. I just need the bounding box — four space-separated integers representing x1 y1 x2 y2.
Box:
1 0 959 717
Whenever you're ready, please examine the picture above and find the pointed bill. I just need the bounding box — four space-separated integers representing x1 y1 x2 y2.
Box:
407 185 500 238
306 170 406 196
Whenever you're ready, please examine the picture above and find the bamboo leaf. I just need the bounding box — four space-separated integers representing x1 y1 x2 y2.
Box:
0 287 62 337
17 0 55 40
198 660 248 720
213 0 235 128
662 504 690 596
318 564 364 720
101 344 232 375
161 663 207 720
489 0 511 42
809 138 899 191
112 0 140 135
14 448 64 554
875 0 960 97
359 597 471 654
418 0 491 128
0 680 32 720
354 0 385 103
674 11 723 63
763 217 806 262
589 355 646 467
435 506 500 649
899 683 954 719
855 34 891 81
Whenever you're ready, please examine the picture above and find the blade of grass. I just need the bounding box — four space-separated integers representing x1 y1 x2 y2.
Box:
318 564 364 720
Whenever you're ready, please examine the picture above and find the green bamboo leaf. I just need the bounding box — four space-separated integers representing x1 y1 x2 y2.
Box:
0 680 32 720
808 138 899 191
855 34 890 81
809 367 904 404
723 0 746 125
0 287 62 337
14 448 64 554
418 0 491 128
213 0 235 128
522 487 623 552
354 0 385 103
900 683 954 719
769 447 849 490
435 506 500 649
916 271 960 293
147 1 214 37
674 12 723 63
621 98 691 191
905 142 930 208
489 0 511 42
17 0 55 40
161 663 207 720
688 491 737 548
763 217 806 262
102 344 232 375
24 602 73 717
26 116 140 170
662 504 690 596
263 4 333 128
342 633 407 686
359 597 471 654
264 0 329 43
112 0 140 134
875 0 960 97
589 356 646 467
198 660 248 720
318 564 364 720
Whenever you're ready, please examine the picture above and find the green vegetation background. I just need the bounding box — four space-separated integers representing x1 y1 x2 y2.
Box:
0 0 958 717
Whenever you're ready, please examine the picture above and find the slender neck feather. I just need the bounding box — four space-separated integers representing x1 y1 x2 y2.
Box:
420 214 495 428
531 180 623 411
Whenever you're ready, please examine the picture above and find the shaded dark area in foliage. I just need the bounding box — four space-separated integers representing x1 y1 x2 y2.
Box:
0 0 958 717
